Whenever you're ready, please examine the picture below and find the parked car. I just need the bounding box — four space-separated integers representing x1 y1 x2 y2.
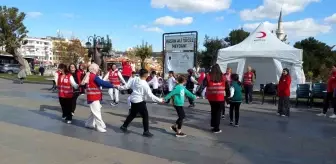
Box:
0 64 20 74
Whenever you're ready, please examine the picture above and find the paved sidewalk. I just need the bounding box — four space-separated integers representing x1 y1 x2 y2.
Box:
0 78 336 164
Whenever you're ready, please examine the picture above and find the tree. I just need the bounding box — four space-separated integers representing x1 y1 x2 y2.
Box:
199 35 228 69
0 6 30 73
224 28 250 46
53 38 88 65
134 41 152 69
294 37 336 81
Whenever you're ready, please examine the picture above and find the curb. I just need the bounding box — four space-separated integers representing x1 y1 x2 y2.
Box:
0 76 52 85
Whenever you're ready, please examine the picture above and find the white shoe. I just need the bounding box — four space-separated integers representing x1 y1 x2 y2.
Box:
96 126 107 133
317 113 326 117
66 120 72 124
110 102 116 106
329 114 336 119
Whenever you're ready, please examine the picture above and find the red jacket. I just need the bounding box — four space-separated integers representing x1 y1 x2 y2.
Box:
121 61 132 77
327 72 336 92
278 75 291 97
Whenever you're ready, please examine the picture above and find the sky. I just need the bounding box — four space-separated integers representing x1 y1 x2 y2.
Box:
1 0 336 51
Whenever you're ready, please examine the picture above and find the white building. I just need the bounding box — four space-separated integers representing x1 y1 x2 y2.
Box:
20 37 54 65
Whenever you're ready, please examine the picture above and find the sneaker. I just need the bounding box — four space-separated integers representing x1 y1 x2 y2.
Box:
229 122 233 126
71 112 74 116
143 131 153 137
62 116 66 120
120 126 128 133
96 126 107 133
329 114 336 119
211 129 222 134
110 102 116 106
281 114 286 117
170 125 177 133
176 132 187 138
221 115 225 119
66 120 72 124
234 124 239 127
317 113 326 117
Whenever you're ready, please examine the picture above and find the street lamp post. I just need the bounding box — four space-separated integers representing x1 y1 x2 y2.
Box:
85 35 112 69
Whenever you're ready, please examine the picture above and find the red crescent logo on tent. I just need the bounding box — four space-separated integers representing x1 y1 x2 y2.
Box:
256 31 266 38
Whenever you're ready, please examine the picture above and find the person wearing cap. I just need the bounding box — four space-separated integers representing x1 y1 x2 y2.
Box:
186 69 198 107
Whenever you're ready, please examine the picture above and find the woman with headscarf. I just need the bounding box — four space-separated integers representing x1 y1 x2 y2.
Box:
277 68 291 117
58 63 78 124
81 63 115 132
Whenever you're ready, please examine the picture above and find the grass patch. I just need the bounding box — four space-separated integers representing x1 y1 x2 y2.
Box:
0 73 52 83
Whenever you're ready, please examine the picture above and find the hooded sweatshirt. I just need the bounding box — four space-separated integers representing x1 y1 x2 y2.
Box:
119 77 162 103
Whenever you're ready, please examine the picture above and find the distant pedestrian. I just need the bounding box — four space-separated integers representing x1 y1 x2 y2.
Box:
317 65 336 118
243 66 255 104
17 66 26 84
277 68 291 117
228 74 242 127
164 75 196 137
39 65 45 76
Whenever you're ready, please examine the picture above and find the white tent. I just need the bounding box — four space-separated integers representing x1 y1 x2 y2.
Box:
217 23 305 97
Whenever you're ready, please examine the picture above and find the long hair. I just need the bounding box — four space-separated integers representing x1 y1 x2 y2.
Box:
281 68 290 79
58 63 69 74
68 63 77 74
209 64 223 82
252 69 256 78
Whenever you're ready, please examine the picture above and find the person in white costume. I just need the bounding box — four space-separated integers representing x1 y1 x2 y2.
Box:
103 64 126 106
81 63 115 133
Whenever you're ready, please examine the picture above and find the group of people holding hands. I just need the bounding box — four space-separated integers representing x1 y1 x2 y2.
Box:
55 61 336 138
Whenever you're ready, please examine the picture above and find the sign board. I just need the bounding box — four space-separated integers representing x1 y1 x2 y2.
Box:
165 35 195 51
164 52 194 74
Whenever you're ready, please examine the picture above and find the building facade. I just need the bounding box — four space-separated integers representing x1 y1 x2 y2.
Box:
20 37 54 65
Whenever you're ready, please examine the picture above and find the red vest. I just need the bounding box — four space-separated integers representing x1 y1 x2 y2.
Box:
108 70 121 86
206 74 226 101
58 74 73 98
243 72 253 85
87 73 102 101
